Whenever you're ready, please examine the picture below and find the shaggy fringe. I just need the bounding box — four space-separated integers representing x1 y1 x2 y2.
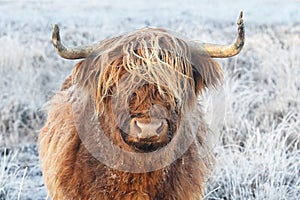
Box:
72 27 222 115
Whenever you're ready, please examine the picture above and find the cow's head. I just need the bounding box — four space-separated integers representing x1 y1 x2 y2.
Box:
52 12 244 153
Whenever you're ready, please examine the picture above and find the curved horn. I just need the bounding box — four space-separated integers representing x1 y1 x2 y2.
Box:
52 24 98 59
191 11 245 58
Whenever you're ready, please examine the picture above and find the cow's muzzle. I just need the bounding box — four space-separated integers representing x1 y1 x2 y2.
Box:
122 118 172 152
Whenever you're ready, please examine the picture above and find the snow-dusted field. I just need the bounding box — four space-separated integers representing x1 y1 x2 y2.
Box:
0 0 299 199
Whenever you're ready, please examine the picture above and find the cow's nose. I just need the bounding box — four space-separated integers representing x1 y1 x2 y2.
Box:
131 118 166 139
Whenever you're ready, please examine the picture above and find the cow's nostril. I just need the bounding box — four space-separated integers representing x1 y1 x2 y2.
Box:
156 122 164 134
134 120 142 133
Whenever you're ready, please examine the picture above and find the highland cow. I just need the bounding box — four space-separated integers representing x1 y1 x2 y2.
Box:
39 12 244 199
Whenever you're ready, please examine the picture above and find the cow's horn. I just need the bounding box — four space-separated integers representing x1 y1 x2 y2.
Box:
52 24 98 59
191 11 245 58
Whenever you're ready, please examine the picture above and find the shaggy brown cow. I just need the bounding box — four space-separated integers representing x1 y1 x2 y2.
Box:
39 12 244 200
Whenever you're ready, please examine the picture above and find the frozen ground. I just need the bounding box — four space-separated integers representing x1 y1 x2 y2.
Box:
0 0 300 199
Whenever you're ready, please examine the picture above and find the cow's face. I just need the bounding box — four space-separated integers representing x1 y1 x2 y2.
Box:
72 29 223 153
97 61 221 153
115 82 180 153
95 56 192 153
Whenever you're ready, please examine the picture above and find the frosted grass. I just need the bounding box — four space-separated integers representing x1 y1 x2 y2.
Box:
0 1 299 199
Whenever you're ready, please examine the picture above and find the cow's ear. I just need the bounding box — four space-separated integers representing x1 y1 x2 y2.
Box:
60 75 73 91
60 61 85 91
191 54 223 94
72 59 96 90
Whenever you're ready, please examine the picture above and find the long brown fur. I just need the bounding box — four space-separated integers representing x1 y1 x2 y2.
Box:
39 27 223 199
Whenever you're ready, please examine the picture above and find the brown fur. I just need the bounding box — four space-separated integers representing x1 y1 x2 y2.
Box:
39 27 222 199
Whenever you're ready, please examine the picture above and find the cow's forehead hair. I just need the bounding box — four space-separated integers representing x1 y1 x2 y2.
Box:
73 28 199 115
